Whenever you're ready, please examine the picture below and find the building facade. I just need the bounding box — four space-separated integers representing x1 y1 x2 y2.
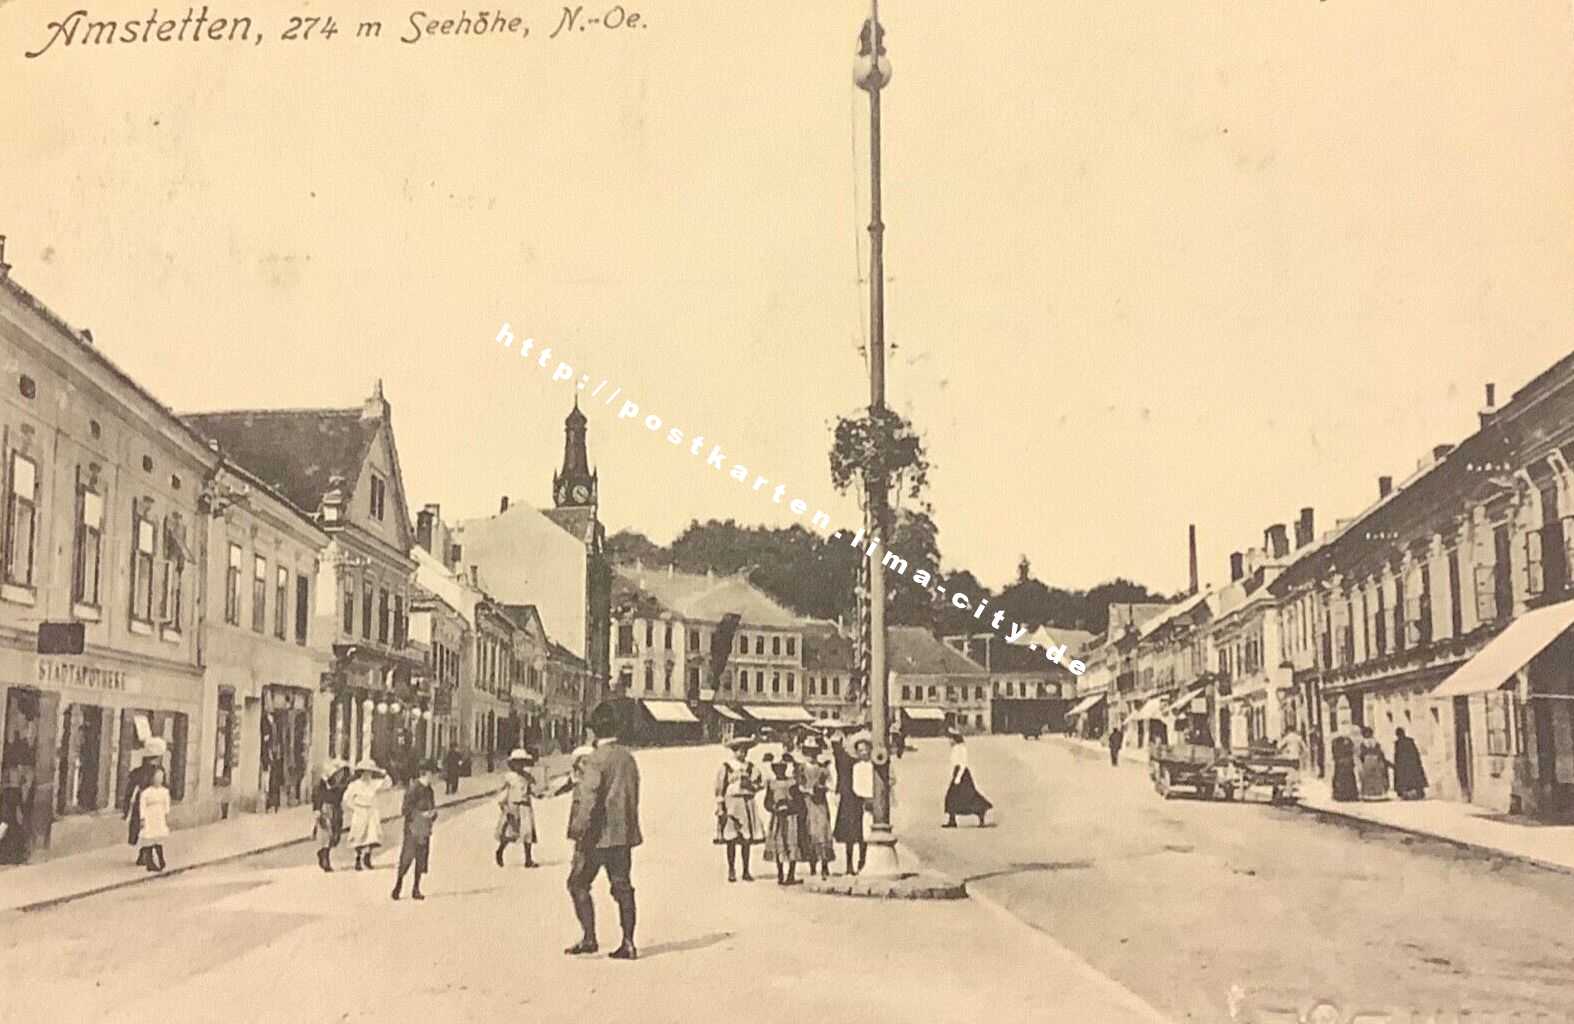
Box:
1 269 220 861
888 626 991 736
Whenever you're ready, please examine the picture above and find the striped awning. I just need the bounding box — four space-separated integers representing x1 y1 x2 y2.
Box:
711 704 745 721
1129 695 1169 721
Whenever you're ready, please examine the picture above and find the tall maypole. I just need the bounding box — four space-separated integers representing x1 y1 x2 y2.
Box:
853 0 901 877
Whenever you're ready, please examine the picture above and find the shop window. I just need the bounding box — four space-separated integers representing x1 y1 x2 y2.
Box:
4 451 38 588
55 703 107 814
73 487 104 607
130 511 157 624
250 555 267 632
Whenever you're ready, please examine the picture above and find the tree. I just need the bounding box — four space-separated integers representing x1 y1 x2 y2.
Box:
1080 578 1169 634
934 568 993 637
884 509 943 629
605 529 670 567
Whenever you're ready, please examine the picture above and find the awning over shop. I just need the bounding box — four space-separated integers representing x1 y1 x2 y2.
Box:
1130 695 1169 721
1166 687 1207 717
1432 598 1574 699
1066 693 1107 718
711 704 745 721
642 699 699 723
742 704 816 723
901 707 947 721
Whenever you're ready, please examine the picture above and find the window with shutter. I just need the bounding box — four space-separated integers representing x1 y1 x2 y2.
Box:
1525 530 1545 596
1474 564 1498 623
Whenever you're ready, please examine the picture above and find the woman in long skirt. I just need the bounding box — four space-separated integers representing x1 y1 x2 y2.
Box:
494 748 540 868
311 758 350 872
1330 727 1359 801
943 730 992 827
1392 728 1428 800
830 732 869 875
1356 727 1390 800
714 738 764 882
136 766 171 872
342 759 388 870
797 738 835 880
762 759 802 886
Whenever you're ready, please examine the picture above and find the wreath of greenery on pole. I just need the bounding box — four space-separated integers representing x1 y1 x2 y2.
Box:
828 406 931 517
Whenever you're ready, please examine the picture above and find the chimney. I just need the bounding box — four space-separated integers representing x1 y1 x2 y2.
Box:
1432 444 1454 461
1187 524 1199 595
1378 475 1393 499
0 235 9 277
447 543 461 568
80 329 93 345
1295 507 1315 549
499 495 509 514
1264 524 1290 559
1479 382 1497 428
362 379 389 420
1229 551 1244 582
416 508 435 553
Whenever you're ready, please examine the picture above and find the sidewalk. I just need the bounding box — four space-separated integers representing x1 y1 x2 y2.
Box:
1053 734 1574 875
1 754 567 913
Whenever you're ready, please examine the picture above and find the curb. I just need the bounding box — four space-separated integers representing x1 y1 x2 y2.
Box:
802 869 966 900
1292 800 1574 879
13 782 502 915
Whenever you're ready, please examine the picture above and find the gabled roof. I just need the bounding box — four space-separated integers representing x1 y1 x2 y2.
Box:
612 565 802 628
181 407 379 516
1136 589 1212 640
887 626 988 677
547 639 590 670
501 603 547 639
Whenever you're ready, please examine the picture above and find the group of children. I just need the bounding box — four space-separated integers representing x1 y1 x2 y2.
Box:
310 756 440 899
714 729 875 886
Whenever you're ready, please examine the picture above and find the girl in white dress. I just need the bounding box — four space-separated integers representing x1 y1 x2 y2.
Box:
137 766 171 872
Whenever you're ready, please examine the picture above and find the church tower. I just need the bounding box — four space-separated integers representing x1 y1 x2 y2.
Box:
552 398 598 509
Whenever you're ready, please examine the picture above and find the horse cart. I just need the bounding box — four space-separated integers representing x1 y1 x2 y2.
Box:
1148 742 1299 803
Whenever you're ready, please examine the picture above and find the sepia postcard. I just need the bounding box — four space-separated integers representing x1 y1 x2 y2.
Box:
3 2 1574 1022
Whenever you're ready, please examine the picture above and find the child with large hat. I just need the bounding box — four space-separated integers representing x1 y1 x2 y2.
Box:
714 736 764 882
495 748 541 868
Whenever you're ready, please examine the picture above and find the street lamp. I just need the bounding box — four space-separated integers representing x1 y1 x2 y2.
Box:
854 0 902 879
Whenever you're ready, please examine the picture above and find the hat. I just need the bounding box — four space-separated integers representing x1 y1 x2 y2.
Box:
800 736 823 751
851 732 873 749
507 747 535 764
354 758 383 774
570 744 594 761
761 752 776 763
725 737 755 751
945 728 964 740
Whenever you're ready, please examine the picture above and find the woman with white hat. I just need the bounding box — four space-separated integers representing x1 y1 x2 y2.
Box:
943 729 992 828
341 759 388 870
495 748 542 868
714 736 763 882
311 758 351 872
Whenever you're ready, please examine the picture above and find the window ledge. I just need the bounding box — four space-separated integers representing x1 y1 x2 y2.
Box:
129 618 153 636
160 625 182 644
73 602 102 622
1 582 36 606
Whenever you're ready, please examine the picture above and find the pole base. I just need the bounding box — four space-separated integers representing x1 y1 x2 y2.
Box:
858 826 907 879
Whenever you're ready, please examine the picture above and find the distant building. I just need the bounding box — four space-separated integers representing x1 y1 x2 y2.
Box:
945 628 1083 735
887 626 990 736
803 621 859 726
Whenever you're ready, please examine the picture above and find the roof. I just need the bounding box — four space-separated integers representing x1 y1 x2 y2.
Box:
612 565 802 628
0 273 217 462
887 626 988 677
500 603 546 638
547 639 590 671
801 622 855 671
1136 589 1213 640
1106 603 1170 643
181 407 379 515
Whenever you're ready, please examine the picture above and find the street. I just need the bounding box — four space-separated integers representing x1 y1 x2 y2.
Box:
3 739 1572 1023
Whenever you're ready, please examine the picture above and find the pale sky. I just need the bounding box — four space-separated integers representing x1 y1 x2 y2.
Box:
4 1 1574 595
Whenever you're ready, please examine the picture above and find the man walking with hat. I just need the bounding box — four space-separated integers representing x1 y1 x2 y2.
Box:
391 760 439 901
565 700 641 961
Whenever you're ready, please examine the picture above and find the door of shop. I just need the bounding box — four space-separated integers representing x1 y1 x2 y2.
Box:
1453 695 1473 803
2 686 59 862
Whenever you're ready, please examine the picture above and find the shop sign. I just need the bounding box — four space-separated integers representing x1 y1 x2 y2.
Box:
36 657 140 695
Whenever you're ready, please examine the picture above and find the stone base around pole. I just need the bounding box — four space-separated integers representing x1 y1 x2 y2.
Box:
802 831 966 901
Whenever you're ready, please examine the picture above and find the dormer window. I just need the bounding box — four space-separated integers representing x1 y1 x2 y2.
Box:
370 475 387 521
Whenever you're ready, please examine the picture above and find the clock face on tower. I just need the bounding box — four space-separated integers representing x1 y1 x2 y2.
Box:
572 484 590 503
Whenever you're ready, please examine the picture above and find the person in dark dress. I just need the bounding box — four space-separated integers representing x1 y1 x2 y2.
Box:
1108 726 1124 766
1392 727 1428 800
830 732 868 876
443 748 462 796
311 758 351 872
1330 727 1359 802
391 761 438 901
942 731 992 827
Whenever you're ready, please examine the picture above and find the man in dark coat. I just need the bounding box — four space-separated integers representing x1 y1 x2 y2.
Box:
442 748 462 796
565 700 642 960
391 761 439 900
1108 725 1125 766
1392 727 1428 800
